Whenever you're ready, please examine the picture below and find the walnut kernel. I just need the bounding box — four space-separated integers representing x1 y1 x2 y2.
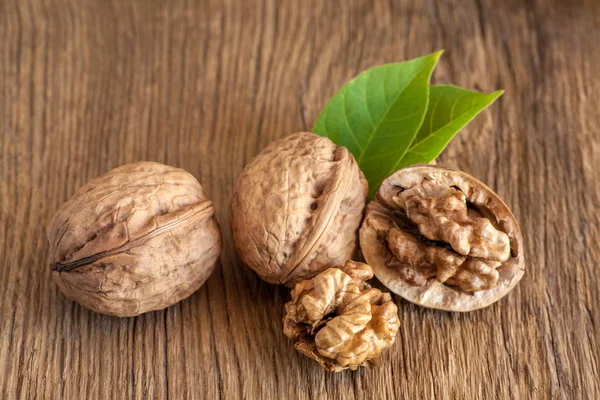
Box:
283 261 400 372
360 165 524 312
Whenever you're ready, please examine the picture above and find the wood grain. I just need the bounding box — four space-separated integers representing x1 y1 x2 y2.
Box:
1 0 599 398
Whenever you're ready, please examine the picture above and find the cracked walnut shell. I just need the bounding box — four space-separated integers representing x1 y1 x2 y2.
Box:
47 162 222 317
231 132 368 286
360 165 524 312
283 261 400 372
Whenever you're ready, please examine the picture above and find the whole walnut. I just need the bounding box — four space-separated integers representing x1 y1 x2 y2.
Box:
231 132 368 287
360 165 524 312
283 260 400 372
48 162 222 317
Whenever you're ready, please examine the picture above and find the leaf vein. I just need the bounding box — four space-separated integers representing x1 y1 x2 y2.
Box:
356 61 433 164
341 93 364 151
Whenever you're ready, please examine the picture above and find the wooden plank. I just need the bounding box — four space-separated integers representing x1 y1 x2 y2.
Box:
0 0 598 398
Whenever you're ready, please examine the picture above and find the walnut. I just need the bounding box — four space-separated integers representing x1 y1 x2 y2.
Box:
47 162 222 317
231 132 368 287
360 165 524 312
283 260 400 372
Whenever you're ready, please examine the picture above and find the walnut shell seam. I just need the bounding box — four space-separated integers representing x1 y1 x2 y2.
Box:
50 201 214 272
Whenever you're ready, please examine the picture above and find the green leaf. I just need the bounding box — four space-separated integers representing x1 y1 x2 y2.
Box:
395 85 503 169
313 51 442 197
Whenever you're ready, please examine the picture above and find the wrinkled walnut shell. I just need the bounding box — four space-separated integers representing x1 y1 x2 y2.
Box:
360 165 524 312
283 261 399 372
48 162 222 317
231 132 367 286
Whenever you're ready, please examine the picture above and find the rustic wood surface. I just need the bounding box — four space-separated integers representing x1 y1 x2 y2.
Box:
1 0 599 398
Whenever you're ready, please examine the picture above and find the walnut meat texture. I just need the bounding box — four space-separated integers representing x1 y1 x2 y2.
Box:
283 261 400 372
47 162 222 317
360 165 524 312
231 132 368 287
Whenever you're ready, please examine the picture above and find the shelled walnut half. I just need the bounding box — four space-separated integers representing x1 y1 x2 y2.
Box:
283 261 399 372
360 165 524 312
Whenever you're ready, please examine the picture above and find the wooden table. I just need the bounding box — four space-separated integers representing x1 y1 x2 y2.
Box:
1 0 598 398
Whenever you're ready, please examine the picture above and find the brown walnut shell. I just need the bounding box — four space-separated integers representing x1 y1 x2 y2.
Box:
47 162 222 317
360 165 524 312
231 132 368 287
